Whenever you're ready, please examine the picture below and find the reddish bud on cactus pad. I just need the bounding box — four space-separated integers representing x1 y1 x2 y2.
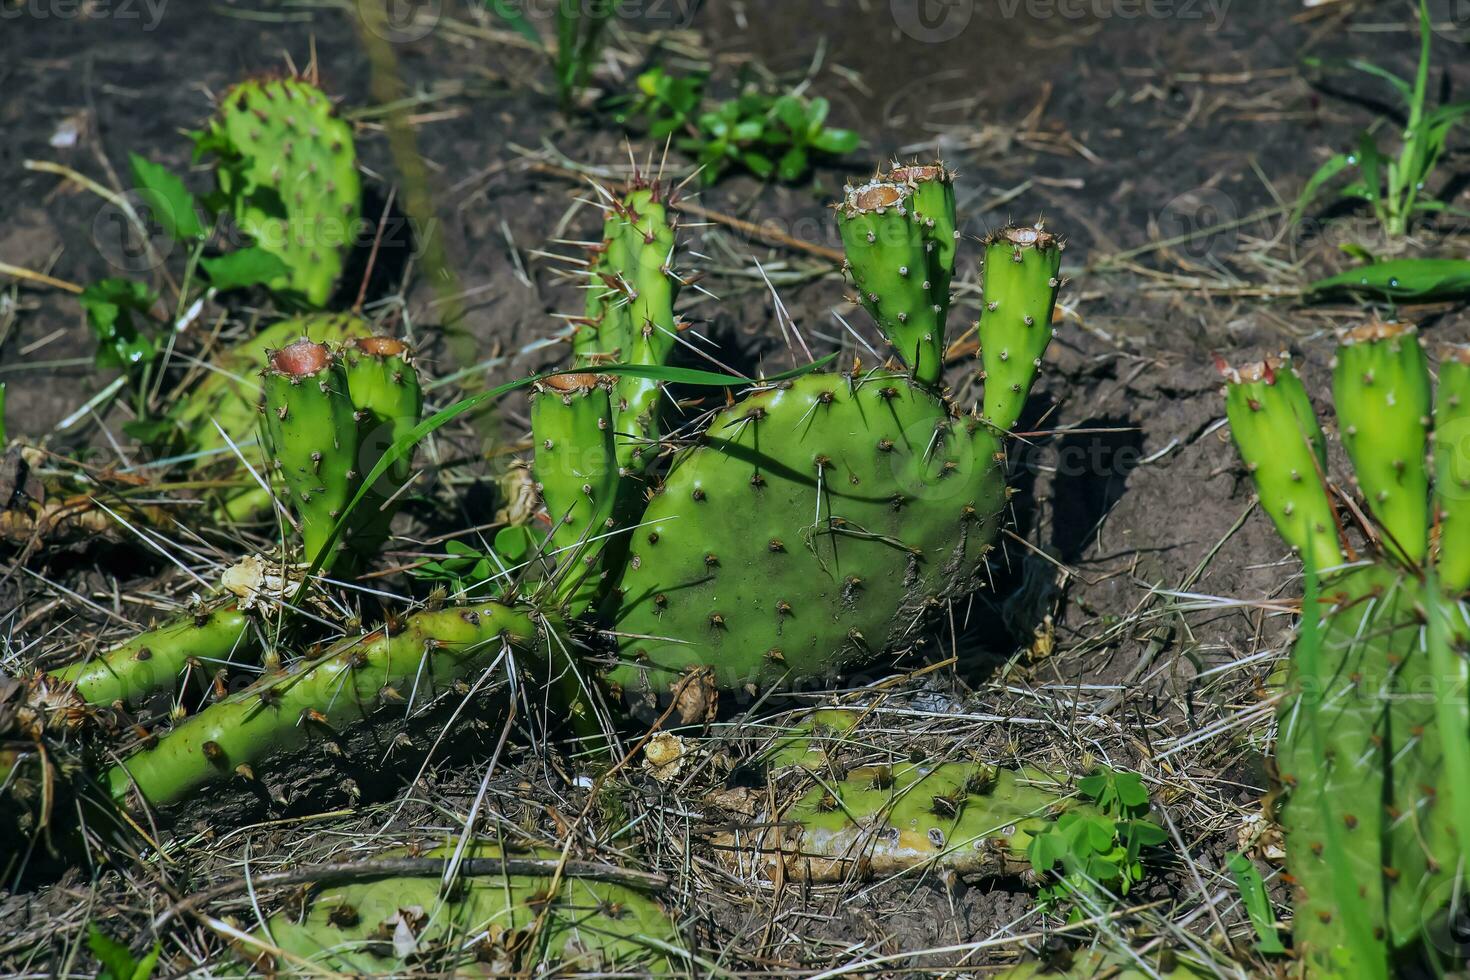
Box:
350 336 409 358
270 341 331 377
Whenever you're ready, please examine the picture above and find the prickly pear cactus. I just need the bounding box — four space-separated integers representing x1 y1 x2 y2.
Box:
1221 322 1470 975
106 600 541 809
261 341 361 571
531 373 621 612
608 371 1008 707
50 601 252 709
592 165 1058 717
836 166 957 386
339 335 424 558
200 76 360 306
247 844 683 975
977 224 1063 432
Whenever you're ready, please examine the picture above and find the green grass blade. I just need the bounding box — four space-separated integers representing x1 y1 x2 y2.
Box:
1423 570 1470 923
484 0 543 49
1289 151 1355 228
1226 852 1286 954
1306 258 1470 301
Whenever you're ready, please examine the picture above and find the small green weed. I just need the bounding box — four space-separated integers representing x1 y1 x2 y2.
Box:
1027 767 1166 921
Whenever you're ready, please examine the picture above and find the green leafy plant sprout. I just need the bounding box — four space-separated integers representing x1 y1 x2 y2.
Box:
87 924 161 980
618 67 861 185
1293 0 1470 237
1027 767 1166 922
1225 852 1286 955
486 0 621 114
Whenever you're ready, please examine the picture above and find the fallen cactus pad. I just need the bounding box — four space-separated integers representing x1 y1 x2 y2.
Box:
106 600 541 809
724 763 1088 882
246 844 684 975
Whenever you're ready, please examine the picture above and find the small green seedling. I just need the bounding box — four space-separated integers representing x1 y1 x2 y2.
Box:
1307 256 1470 302
486 0 620 114
1226 851 1286 955
1027 767 1166 921
1293 0 1470 237
618 68 860 184
87 925 161 980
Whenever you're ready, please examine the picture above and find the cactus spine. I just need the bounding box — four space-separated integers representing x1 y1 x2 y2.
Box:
106 600 540 808
262 341 361 571
1434 343 1470 591
531 374 621 612
50 603 252 709
836 171 953 387
202 77 360 306
1333 320 1431 564
978 224 1063 432
248 844 682 974
1221 355 1342 570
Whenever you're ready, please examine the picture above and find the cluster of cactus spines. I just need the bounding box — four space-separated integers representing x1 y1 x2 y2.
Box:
977 223 1064 432
530 373 621 612
204 76 360 307
106 600 540 809
262 341 362 571
1434 343 1470 591
249 844 682 974
1220 354 1343 571
1224 329 1470 972
836 165 957 387
1333 320 1431 564
49 602 253 709
261 335 423 571
737 762 1089 882
607 371 1009 709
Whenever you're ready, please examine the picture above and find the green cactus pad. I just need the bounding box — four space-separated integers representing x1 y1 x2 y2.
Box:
607 370 1007 711
977 224 1064 432
609 185 682 476
171 313 372 522
51 602 252 709
247 843 683 975
891 162 958 303
340 335 423 556
1222 355 1343 571
1333 320 1431 564
106 600 540 809
1279 564 1470 967
1434 344 1470 592
262 341 361 571
203 76 360 307
531 373 621 613
837 177 949 387
730 763 1086 882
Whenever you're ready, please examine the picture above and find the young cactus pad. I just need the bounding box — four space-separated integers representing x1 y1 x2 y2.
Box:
106 600 540 808
978 223 1064 432
608 370 1007 712
531 373 621 612
1220 355 1342 571
50 602 252 709
203 76 360 306
249 844 683 975
836 171 953 387
1333 320 1431 564
340 335 424 558
1434 343 1470 591
261 341 361 571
